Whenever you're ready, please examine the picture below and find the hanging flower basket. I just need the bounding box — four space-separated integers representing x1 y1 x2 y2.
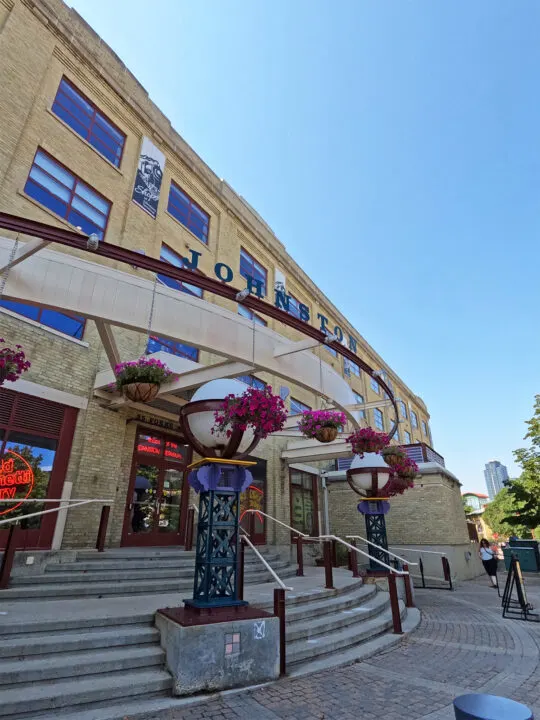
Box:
0 339 31 386
381 445 407 467
380 455 419 497
213 385 287 440
114 358 174 404
346 427 390 456
297 409 347 443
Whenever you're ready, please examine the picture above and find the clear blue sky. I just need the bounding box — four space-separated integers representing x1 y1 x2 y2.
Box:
68 0 539 493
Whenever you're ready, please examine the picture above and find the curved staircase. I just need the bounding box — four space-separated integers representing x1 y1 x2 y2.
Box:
0 551 418 720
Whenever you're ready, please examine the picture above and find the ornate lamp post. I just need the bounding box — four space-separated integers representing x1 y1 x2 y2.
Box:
179 378 286 611
346 451 392 570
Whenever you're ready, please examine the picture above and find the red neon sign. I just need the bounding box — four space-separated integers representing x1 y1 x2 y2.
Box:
0 450 35 516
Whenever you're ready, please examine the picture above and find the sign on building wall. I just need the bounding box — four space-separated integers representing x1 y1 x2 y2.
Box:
132 136 166 219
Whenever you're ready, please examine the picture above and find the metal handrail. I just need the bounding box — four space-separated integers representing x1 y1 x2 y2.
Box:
320 535 409 576
0 498 113 503
389 546 447 556
241 533 293 591
243 510 409 576
347 535 418 566
0 499 113 527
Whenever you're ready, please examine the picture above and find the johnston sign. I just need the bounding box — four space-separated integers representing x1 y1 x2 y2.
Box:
180 249 363 355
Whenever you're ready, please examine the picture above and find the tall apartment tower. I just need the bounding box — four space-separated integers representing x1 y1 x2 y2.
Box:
484 460 509 500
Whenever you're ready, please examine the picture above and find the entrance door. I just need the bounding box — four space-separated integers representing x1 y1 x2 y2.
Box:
0 388 77 550
121 430 190 546
240 457 266 545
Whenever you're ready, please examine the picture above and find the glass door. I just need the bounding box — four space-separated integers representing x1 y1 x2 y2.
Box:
122 430 190 546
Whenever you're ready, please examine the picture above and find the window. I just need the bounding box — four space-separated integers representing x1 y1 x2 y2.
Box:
344 358 360 377
158 244 203 297
373 408 384 431
147 335 198 362
238 375 266 390
52 78 125 167
411 411 418 428
25 149 111 239
0 300 86 340
353 392 365 419
323 330 337 357
422 420 428 436
290 470 318 536
290 397 311 415
404 430 411 444
398 400 407 419
240 248 267 296
393 428 400 443
238 304 267 326
370 377 380 393
167 182 209 244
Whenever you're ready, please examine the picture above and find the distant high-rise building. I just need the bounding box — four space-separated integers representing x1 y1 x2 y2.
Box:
484 461 509 499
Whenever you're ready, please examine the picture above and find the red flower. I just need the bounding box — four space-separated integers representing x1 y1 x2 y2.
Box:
213 386 287 440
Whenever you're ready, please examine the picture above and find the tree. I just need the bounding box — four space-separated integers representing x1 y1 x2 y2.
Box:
502 394 540 533
463 504 475 515
482 488 530 538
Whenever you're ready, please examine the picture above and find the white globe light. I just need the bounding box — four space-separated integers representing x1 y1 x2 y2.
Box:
188 379 256 454
348 452 390 495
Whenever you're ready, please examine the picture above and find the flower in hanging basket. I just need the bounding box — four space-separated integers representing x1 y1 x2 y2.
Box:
114 357 174 403
346 427 390 456
298 409 347 443
392 454 419 481
380 454 418 496
381 445 407 467
213 385 287 440
0 339 31 385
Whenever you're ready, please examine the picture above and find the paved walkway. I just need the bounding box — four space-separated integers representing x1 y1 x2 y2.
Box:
140 576 540 720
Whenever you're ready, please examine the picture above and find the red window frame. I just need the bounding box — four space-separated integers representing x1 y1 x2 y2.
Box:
25 148 111 238
52 77 126 168
239 247 267 296
167 182 210 244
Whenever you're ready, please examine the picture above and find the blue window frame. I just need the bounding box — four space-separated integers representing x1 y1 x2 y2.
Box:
353 392 366 419
25 149 111 239
290 397 311 415
240 248 267 296
404 430 411 444
52 78 125 167
373 408 384 431
411 410 418 428
158 244 203 297
238 304 267 326
398 400 407 419
0 300 85 340
147 335 198 362
238 375 266 390
167 183 209 244
344 358 360 377
370 377 380 393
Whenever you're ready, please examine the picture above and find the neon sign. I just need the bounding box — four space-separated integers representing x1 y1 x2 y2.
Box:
0 450 35 515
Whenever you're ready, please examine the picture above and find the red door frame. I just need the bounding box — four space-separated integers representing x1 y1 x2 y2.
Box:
121 427 191 547
239 456 267 545
0 390 78 550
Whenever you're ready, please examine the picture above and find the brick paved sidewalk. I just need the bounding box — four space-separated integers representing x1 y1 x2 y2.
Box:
138 578 540 720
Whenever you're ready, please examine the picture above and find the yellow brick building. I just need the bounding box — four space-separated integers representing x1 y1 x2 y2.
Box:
0 0 473 572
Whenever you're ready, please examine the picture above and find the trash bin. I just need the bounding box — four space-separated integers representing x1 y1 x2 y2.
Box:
454 694 533 720
510 540 540 570
503 546 539 572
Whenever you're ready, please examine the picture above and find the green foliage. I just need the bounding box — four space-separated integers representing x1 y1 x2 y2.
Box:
463 504 475 515
504 394 540 532
482 488 531 538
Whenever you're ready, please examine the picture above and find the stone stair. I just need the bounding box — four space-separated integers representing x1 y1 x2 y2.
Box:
0 559 417 719
0 546 295 600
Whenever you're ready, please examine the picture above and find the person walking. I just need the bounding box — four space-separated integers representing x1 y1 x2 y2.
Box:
479 538 498 588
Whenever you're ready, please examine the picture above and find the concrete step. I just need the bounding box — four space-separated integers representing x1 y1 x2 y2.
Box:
14 559 291 584
0 613 155 636
287 597 404 667
0 644 164 684
286 588 390 642
0 668 173 717
284 582 376 623
0 624 159 657
39 554 282 573
0 566 297 599
73 547 275 561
